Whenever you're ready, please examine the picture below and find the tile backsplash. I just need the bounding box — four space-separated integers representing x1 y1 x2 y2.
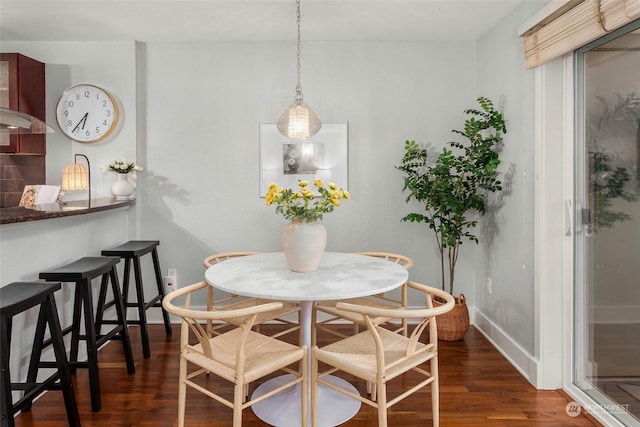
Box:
0 155 45 207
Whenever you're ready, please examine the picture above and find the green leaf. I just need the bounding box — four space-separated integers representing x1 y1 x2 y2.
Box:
395 96 508 292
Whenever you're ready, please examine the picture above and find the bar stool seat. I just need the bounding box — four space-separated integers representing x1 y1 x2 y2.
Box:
39 256 135 412
101 240 172 359
1 282 80 427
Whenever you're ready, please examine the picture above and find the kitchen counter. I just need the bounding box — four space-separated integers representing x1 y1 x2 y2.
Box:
0 197 135 225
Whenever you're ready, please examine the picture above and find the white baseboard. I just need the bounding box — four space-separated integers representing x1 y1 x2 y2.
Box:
471 307 539 387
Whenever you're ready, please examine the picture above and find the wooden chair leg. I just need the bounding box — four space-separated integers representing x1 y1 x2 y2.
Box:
206 286 214 337
301 349 308 427
233 382 244 427
432 356 440 427
311 306 317 347
377 380 387 427
311 352 318 427
178 355 187 427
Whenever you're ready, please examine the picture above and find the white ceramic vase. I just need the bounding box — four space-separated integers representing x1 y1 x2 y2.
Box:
111 173 135 200
281 220 327 272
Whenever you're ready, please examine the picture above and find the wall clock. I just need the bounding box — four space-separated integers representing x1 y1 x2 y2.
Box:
56 84 120 143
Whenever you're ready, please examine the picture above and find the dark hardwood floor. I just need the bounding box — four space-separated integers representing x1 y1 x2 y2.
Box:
12 324 601 426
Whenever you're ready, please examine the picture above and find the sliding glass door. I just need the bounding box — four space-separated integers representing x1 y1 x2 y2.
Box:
574 21 640 426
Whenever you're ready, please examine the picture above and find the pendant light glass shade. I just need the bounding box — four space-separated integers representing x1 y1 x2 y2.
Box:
276 96 321 139
276 0 321 140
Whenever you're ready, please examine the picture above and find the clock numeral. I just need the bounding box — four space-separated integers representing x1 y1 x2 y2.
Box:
95 127 101 134
103 100 108 107
84 90 90 98
103 120 108 126
85 130 90 137
75 94 80 100
68 100 74 108
63 110 68 117
106 110 111 117
67 120 72 127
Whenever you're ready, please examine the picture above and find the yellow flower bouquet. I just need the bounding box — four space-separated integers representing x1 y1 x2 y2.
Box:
265 179 350 222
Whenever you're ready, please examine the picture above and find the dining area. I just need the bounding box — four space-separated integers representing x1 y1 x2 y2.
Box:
0 174 600 427
146 178 453 425
5 0 639 423
6 262 597 427
162 249 454 427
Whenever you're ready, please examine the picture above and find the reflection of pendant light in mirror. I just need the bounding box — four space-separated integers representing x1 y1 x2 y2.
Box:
61 154 91 205
276 0 321 140
0 107 55 134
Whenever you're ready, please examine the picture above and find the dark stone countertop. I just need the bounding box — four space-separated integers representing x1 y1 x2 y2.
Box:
0 197 135 225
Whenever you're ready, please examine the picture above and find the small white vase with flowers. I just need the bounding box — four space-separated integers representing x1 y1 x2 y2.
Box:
106 158 143 200
265 178 350 272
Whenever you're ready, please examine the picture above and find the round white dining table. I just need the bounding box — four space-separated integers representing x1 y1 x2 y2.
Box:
204 251 409 427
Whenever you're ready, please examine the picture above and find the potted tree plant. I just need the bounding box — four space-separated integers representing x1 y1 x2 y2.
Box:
396 97 507 341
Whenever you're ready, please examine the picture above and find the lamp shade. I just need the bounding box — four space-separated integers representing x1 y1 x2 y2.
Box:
61 163 89 191
276 97 321 140
275 0 321 140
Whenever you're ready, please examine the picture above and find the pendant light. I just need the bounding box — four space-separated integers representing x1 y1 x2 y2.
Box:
276 0 321 140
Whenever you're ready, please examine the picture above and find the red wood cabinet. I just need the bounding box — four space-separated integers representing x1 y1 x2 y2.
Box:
0 53 46 154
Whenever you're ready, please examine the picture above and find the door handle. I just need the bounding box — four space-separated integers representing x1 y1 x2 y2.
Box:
564 199 573 236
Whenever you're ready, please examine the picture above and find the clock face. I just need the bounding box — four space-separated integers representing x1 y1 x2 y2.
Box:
56 84 119 143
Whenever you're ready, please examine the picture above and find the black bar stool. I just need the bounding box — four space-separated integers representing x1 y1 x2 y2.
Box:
39 257 135 412
101 240 172 359
1 282 80 427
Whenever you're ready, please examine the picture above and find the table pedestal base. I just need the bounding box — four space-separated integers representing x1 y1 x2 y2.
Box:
251 374 361 427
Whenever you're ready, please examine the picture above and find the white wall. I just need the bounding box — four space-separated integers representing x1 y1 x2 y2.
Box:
138 41 478 295
0 41 138 382
1 16 548 388
0 211 132 382
474 2 540 381
0 41 139 199
0 38 480 377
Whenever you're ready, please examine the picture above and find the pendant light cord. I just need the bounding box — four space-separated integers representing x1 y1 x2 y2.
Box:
295 0 303 100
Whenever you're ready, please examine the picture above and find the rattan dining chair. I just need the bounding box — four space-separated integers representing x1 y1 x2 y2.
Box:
162 281 308 427
203 251 300 339
311 281 454 427
313 252 413 343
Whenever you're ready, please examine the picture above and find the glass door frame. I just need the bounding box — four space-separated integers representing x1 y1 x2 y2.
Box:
571 19 640 427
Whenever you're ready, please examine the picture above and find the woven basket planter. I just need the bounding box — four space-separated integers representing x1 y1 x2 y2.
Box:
435 293 469 341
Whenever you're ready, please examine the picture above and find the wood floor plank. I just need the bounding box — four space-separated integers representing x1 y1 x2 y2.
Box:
11 325 600 426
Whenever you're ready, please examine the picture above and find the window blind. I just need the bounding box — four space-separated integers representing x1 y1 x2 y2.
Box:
522 0 640 69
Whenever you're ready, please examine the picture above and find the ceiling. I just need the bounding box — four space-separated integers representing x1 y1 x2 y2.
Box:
0 0 542 43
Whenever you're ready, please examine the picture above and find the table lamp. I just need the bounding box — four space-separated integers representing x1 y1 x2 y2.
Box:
61 154 91 205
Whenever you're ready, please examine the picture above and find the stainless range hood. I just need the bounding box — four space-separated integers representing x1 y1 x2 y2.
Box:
0 107 55 134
